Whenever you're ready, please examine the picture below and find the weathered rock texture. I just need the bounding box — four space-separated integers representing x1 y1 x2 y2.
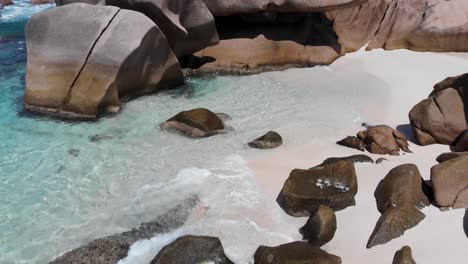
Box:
24 3 183 119
150 235 233 264
357 125 411 155
160 108 225 138
409 74 467 146
248 131 283 149
254 241 341 264
49 197 198 264
431 155 468 209
202 0 363 16
327 0 468 52
393 246 416 264
367 164 430 248
195 12 343 74
299 205 337 246
277 161 357 216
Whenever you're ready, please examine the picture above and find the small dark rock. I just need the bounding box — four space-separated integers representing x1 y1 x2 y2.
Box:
89 134 114 142
254 241 341 264
376 158 388 164
299 205 337 246
67 149 80 157
336 136 365 151
150 235 233 264
393 246 416 264
248 131 283 149
318 155 373 167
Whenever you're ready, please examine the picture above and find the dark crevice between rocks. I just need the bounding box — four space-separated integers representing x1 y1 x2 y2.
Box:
464 210 468 239
61 9 122 108
396 124 418 144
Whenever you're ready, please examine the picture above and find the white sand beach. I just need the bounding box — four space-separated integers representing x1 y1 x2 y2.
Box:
249 49 468 263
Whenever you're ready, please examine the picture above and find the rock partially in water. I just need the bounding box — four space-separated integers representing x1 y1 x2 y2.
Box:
299 205 337 247
431 155 468 209
277 161 357 216
248 131 283 149
24 3 183 119
367 164 429 248
160 108 226 138
30 0 54 4
393 246 416 264
0 0 13 7
88 134 115 142
409 74 467 146
318 154 373 167
254 241 341 264
150 235 234 264
49 197 198 264
357 125 411 155
336 136 365 152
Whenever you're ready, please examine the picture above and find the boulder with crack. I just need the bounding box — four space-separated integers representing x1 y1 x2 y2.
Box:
431 155 468 209
367 164 430 248
277 160 358 216
409 74 467 146
150 235 233 264
24 3 183 119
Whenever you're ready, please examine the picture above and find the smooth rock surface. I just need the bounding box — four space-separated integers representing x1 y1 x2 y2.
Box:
254 241 341 264
248 131 283 149
160 108 225 138
436 152 468 163
299 205 337 246
431 155 468 209
393 246 416 264
357 125 411 155
336 136 365 151
277 161 357 216
150 235 233 264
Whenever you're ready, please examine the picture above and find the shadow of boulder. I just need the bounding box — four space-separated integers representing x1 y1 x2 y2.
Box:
464 210 468 239
396 124 417 144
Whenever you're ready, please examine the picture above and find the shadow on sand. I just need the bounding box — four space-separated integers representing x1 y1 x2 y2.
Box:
464 210 468 239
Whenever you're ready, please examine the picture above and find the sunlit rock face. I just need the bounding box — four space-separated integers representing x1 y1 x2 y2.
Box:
24 3 183 119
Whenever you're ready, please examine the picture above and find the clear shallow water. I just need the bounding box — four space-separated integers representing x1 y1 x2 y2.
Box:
0 3 388 264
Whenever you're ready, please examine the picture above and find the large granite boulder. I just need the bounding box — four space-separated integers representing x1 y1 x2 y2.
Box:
24 3 183 119
104 0 219 57
194 12 343 74
409 74 467 146
431 155 468 209
50 197 198 264
393 246 416 264
299 205 337 247
367 164 430 248
325 0 468 53
202 0 362 16
277 161 358 216
357 125 411 155
150 235 233 264
160 108 225 138
254 241 341 264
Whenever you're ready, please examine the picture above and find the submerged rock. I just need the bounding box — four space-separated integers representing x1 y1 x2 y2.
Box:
409 74 467 146
248 131 283 149
393 246 416 264
254 241 341 264
318 155 373 167
24 3 183 119
367 164 429 248
150 235 233 264
336 136 365 151
299 205 337 247
160 108 225 138
49 197 198 264
431 155 468 209
277 161 357 216
357 125 411 155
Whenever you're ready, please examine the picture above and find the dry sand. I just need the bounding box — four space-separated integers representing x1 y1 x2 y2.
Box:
248 49 468 263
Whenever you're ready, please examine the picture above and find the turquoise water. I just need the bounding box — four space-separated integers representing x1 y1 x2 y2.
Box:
0 3 387 263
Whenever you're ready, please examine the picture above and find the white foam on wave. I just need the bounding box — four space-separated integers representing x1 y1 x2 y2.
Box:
118 155 303 264
0 0 54 22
